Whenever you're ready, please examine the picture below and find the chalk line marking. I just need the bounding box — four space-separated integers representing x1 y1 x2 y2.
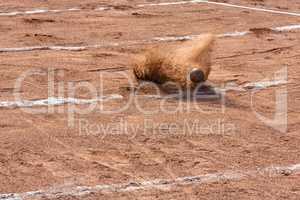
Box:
1 163 299 199
0 7 108 17
152 30 250 41
273 24 300 32
221 79 288 92
242 80 287 90
0 43 121 53
138 1 194 7
1 0 299 18
202 0 300 17
0 95 123 108
0 46 88 53
0 8 79 16
0 79 286 108
0 23 299 53
139 0 300 17
138 79 288 100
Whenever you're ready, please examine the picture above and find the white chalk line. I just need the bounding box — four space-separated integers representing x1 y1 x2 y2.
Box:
0 7 109 17
242 80 287 90
0 46 87 53
138 1 194 7
0 79 286 108
139 0 300 17
0 42 121 53
138 79 287 100
273 24 300 31
1 163 299 200
1 0 299 18
0 23 300 53
0 95 123 108
203 0 300 17
153 30 250 41
222 79 288 92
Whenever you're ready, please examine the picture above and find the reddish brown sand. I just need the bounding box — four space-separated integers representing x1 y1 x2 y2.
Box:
0 0 300 199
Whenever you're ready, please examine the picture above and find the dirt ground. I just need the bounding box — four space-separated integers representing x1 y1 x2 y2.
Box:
0 0 300 199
